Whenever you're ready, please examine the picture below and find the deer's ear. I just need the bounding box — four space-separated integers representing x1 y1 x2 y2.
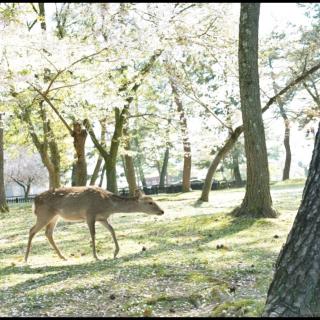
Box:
134 189 144 198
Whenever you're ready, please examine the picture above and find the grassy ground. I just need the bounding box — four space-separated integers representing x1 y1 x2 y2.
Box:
0 180 305 317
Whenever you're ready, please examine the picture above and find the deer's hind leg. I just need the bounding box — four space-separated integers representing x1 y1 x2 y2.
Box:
86 215 99 260
45 216 66 260
25 212 54 262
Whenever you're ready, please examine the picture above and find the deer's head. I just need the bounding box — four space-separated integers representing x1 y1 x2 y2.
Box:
134 189 164 215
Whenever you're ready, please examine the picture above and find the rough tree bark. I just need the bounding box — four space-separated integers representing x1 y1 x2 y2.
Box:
263 121 320 316
231 3 277 218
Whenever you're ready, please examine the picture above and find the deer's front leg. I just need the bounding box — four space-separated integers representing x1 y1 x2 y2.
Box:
87 215 99 260
99 220 119 259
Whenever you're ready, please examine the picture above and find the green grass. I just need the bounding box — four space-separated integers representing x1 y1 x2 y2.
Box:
0 179 305 317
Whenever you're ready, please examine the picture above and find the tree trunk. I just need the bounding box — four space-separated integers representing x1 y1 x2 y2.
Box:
90 156 103 186
90 119 106 186
38 3 46 31
123 127 137 196
0 124 9 212
199 55 320 203
269 58 292 181
231 3 277 218
133 137 147 188
282 115 291 180
159 147 169 188
200 127 243 201
263 122 320 316
20 102 61 190
99 164 106 188
106 163 118 193
232 146 242 184
169 78 192 192
71 158 77 186
84 52 162 192
71 122 87 186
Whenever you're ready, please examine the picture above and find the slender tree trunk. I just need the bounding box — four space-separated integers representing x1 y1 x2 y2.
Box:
90 156 103 186
71 122 87 186
200 127 243 201
133 137 147 188
232 147 242 184
159 147 169 188
231 3 277 218
282 112 291 180
269 58 291 181
123 127 137 196
263 122 320 316
90 119 106 186
99 164 106 188
38 3 46 31
0 122 8 212
169 78 192 192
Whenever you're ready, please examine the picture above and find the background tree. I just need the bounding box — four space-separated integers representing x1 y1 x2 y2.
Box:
5 148 48 199
232 3 277 218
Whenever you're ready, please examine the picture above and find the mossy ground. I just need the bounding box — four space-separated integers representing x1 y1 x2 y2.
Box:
0 180 304 317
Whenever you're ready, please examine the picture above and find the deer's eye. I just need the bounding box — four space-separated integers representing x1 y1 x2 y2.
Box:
149 202 153 205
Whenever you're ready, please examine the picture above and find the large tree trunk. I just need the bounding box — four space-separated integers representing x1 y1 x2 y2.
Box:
232 3 277 218
0 122 9 212
169 78 192 192
159 147 169 188
263 122 320 316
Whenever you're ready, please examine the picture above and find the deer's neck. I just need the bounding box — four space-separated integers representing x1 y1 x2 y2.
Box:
109 196 141 214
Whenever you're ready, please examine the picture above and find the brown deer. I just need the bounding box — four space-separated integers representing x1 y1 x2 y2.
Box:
25 187 164 262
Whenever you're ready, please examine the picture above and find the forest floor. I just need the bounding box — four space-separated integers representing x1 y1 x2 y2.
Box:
0 179 305 317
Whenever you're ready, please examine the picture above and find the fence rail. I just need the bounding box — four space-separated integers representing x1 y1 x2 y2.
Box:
6 180 246 204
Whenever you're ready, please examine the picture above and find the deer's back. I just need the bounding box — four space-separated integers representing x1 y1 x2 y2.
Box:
34 186 113 219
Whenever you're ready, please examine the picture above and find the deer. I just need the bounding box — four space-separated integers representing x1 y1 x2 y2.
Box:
24 187 164 262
